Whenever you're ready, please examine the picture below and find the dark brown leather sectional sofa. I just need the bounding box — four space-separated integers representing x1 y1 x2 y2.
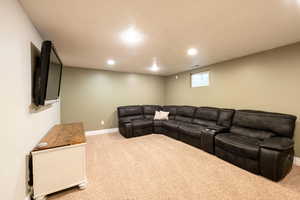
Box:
117 105 297 181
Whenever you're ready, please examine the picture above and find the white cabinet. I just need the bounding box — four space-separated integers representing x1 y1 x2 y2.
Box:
31 123 87 200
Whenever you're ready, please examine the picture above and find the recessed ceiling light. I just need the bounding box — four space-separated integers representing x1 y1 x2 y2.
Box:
187 48 198 56
120 26 143 45
150 63 159 71
150 58 160 71
107 59 115 65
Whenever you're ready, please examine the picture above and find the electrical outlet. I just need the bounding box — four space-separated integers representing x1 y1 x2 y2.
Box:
101 120 105 125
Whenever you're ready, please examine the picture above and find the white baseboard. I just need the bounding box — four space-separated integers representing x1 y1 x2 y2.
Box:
294 156 300 166
85 128 119 136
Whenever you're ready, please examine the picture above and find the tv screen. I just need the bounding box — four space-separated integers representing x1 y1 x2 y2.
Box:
33 41 63 106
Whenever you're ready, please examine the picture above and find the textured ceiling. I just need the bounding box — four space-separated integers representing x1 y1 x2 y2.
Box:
21 0 300 75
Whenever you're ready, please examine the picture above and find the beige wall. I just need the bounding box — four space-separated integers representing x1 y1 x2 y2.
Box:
61 67 165 130
61 43 300 156
0 1 61 200
165 43 300 156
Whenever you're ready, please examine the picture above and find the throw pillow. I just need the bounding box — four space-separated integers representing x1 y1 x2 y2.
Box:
154 111 161 120
159 111 169 120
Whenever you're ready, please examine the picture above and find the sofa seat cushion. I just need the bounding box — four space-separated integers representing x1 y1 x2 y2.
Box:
154 120 166 127
132 119 153 128
192 119 216 127
215 133 261 160
178 124 206 138
162 120 180 130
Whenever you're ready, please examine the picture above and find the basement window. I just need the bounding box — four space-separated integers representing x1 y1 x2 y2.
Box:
191 71 210 87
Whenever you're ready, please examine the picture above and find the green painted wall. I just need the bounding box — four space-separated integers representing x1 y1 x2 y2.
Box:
61 67 165 130
61 43 300 156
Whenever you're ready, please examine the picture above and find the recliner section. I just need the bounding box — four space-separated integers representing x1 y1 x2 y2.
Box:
214 110 296 180
163 106 197 139
179 107 222 149
117 105 297 181
118 105 144 138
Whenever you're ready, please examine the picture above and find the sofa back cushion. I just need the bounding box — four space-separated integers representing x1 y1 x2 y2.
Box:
231 110 297 139
230 126 275 140
117 106 144 123
162 106 178 120
175 106 196 123
143 105 162 119
217 109 235 128
193 107 219 127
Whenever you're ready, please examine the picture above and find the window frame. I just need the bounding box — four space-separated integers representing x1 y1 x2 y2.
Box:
191 71 210 88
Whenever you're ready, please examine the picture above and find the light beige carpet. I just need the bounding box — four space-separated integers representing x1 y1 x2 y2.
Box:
48 133 300 200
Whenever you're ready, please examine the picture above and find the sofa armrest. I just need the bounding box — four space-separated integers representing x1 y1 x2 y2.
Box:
260 137 294 151
201 126 228 154
259 137 294 181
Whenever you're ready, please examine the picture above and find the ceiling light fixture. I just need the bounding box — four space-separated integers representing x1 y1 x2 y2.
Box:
107 59 115 65
150 63 159 71
187 48 198 56
120 26 143 45
150 58 160 72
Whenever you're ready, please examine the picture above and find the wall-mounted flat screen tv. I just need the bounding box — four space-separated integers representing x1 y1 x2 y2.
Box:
33 41 63 106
